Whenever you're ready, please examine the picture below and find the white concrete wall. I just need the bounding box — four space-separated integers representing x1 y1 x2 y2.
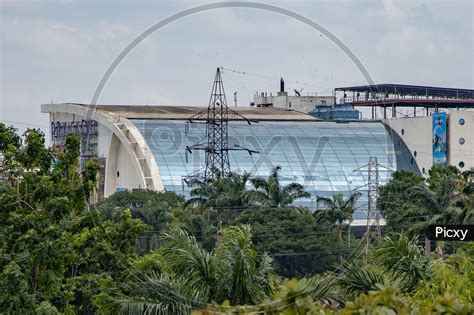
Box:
383 110 474 175
383 116 432 176
448 111 474 171
115 140 142 190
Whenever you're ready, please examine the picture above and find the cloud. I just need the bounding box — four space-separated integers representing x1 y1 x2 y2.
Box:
1 0 472 135
381 0 406 21
2 16 136 61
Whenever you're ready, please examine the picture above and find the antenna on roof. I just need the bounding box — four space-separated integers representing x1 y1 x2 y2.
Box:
184 67 258 182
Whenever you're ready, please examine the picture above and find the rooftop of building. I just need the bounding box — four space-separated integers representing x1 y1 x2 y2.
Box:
48 103 321 121
335 83 474 99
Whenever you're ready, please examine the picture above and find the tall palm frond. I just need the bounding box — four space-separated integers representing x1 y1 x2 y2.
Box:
374 233 431 292
407 179 464 228
338 263 394 300
250 166 309 207
273 275 341 308
114 272 205 315
315 192 361 246
315 192 361 225
305 275 341 305
159 227 213 301
185 172 255 211
213 225 273 305
255 253 276 296
282 182 311 206
115 225 275 311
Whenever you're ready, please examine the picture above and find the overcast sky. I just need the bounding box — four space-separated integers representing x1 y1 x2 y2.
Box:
1 0 473 135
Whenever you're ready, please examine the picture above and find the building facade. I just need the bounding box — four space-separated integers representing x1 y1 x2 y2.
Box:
42 103 438 224
383 110 473 176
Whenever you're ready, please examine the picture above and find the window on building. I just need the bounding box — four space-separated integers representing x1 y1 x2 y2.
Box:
459 138 465 145
459 161 465 168
321 100 326 105
459 118 465 125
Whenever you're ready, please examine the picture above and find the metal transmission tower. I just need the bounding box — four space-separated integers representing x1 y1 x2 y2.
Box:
354 157 392 265
368 157 381 242
185 67 258 181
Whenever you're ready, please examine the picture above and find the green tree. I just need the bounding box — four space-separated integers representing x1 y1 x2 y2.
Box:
105 225 275 313
377 170 423 233
0 126 149 313
414 244 474 306
185 172 255 230
454 168 474 222
0 123 21 151
315 192 361 262
234 207 341 277
374 233 431 292
427 165 462 193
185 172 252 209
196 276 340 314
408 175 467 255
96 189 185 252
249 166 310 207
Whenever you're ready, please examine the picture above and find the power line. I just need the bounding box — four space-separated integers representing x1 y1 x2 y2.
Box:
0 119 50 129
138 213 451 238
220 66 333 92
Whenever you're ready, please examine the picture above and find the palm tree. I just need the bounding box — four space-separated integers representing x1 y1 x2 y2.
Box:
374 233 431 292
185 172 252 208
339 233 430 300
249 166 310 207
314 192 361 244
314 192 361 263
453 168 474 223
407 176 467 256
338 262 389 300
110 225 275 314
185 172 254 227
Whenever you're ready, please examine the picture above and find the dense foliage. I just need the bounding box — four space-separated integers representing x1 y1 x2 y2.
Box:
0 123 472 314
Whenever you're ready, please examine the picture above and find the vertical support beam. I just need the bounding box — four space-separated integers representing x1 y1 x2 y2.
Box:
414 106 416 117
371 106 375 119
383 106 387 119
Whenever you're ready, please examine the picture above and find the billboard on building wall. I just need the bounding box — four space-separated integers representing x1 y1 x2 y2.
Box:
432 112 447 165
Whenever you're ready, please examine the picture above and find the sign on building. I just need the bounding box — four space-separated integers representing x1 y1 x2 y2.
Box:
432 112 447 165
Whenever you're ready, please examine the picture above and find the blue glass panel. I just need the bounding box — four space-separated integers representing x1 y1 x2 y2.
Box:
131 119 415 220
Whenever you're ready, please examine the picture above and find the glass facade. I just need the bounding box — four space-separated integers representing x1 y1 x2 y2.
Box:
131 119 417 219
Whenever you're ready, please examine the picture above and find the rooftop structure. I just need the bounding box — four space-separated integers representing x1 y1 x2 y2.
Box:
334 84 474 119
336 83 474 99
75 104 320 121
251 78 335 113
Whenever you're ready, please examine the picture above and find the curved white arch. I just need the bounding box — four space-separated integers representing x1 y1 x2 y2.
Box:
41 103 164 195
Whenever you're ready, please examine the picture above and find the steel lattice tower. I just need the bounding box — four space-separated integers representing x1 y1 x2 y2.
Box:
204 68 231 179
368 157 381 241
185 68 258 182
355 156 383 266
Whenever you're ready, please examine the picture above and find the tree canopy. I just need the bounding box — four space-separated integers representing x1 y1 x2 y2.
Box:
0 123 472 314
